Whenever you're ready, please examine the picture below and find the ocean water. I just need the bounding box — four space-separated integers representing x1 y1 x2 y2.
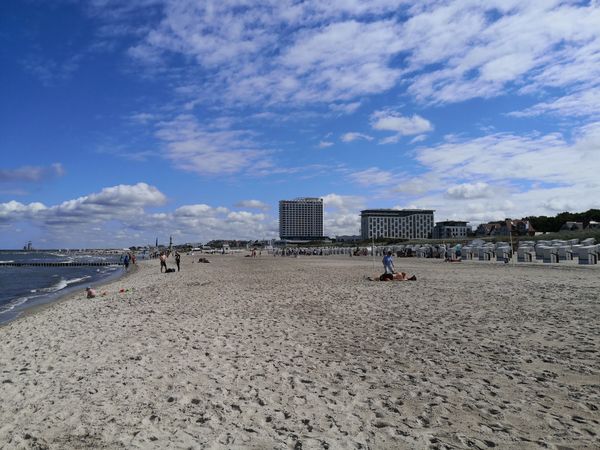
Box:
0 251 124 325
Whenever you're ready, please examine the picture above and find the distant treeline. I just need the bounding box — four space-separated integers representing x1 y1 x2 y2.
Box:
526 209 600 233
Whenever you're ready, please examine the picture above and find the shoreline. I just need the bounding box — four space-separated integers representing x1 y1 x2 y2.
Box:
0 262 138 328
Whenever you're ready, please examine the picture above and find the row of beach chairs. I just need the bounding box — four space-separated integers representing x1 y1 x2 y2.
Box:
460 238 598 265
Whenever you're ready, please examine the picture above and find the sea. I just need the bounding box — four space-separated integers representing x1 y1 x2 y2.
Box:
0 251 125 325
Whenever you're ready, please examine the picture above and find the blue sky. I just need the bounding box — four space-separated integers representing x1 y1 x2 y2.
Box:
1 0 599 248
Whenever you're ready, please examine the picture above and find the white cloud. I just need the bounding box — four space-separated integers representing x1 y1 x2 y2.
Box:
322 193 365 212
394 122 600 222
87 0 600 117
349 167 394 186
0 200 47 223
174 204 220 217
155 114 270 175
235 200 270 210
509 87 600 118
341 132 374 143
371 110 433 138
0 184 279 246
329 102 361 115
280 20 405 102
416 124 600 185
322 193 366 236
40 182 167 226
172 204 275 241
403 1 600 105
318 140 334 148
227 211 266 223
0 163 65 183
393 175 438 195
446 182 492 200
0 183 165 230
410 134 427 144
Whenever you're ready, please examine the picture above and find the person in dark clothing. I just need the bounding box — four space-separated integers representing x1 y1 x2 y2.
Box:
175 252 181 271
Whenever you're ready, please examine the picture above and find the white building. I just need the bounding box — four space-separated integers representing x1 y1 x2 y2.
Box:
279 198 324 240
432 221 470 239
360 209 434 240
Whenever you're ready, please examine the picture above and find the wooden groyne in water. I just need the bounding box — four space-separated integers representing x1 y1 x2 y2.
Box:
0 262 122 267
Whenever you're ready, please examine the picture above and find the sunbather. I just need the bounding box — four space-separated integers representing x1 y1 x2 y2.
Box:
367 272 417 281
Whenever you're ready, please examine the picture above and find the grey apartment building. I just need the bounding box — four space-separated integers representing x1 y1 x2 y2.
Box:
360 209 435 240
279 198 324 240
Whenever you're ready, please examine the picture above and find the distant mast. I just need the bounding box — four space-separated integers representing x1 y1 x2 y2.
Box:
169 235 173 251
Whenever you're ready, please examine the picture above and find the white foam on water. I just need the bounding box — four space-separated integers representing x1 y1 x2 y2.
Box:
39 278 68 293
66 275 92 286
0 294 38 314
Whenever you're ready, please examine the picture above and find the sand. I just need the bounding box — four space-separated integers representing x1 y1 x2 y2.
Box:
0 254 598 449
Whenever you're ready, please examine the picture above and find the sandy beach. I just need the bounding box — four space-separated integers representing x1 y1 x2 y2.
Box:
1 254 598 449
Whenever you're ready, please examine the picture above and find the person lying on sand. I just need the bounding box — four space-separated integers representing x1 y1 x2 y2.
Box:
367 272 417 281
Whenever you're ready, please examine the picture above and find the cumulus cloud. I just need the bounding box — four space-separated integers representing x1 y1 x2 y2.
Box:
392 122 600 222
322 193 365 236
172 204 275 241
0 183 279 247
446 182 492 200
0 182 166 237
370 110 433 143
0 200 47 223
40 182 167 225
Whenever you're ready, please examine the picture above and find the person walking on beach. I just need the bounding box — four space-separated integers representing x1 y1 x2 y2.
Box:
123 253 130 271
160 252 168 273
175 252 181 271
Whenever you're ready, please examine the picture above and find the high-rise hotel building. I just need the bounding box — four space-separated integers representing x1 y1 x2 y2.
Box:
279 197 324 240
360 209 435 240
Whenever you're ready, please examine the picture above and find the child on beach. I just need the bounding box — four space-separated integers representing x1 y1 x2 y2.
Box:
86 287 97 298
